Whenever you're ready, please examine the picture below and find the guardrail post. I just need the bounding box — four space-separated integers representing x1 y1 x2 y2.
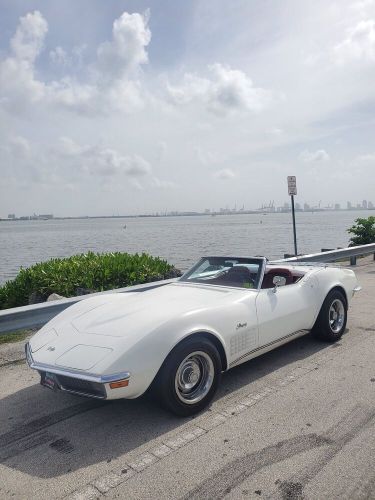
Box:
284 253 295 259
374 252 375 261
350 256 357 266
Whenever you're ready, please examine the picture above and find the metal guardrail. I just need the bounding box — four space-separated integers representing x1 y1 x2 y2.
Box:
0 278 176 335
277 242 375 265
1 243 374 336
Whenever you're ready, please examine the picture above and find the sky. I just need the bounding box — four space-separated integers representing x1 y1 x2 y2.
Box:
0 0 375 217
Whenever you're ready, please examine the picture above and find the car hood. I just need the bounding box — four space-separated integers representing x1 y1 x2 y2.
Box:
29 282 246 372
69 282 236 337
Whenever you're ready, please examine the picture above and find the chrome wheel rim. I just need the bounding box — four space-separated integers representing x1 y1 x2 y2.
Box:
175 351 215 405
329 299 345 333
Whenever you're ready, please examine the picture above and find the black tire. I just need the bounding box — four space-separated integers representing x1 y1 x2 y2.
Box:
154 336 222 417
312 289 347 342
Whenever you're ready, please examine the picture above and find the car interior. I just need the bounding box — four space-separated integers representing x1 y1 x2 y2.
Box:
182 258 306 290
261 266 305 289
198 266 305 289
208 265 256 288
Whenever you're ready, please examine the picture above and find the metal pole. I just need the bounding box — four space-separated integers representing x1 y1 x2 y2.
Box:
291 194 298 256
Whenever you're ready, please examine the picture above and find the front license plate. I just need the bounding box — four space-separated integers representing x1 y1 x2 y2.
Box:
41 372 58 391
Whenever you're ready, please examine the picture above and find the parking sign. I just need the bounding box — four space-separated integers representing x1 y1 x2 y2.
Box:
287 176 297 196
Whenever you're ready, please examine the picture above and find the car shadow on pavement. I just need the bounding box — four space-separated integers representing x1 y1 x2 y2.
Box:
0 332 339 478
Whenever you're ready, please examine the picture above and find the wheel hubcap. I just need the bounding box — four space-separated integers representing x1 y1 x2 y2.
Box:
329 299 345 333
175 351 215 405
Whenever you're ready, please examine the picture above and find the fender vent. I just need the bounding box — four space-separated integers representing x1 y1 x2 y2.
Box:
230 330 256 356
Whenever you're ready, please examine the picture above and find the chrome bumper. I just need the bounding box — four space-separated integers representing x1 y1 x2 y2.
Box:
25 342 130 399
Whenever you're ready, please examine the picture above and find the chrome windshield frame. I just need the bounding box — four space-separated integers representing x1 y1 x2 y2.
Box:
179 256 267 291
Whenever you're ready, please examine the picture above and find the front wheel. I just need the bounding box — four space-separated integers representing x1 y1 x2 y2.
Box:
155 337 222 417
312 290 347 342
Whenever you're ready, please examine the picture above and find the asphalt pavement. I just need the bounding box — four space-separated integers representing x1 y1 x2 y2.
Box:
0 258 374 500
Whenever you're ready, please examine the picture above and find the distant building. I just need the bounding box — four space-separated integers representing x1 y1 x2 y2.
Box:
356 203 361 209
304 203 311 211
347 201 352 210
368 201 374 209
38 214 54 219
334 203 340 210
7 214 15 219
362 200 368 209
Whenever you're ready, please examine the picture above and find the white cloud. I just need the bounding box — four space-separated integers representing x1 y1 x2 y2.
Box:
50 46 68 66
0 10 150 116
8 135 31 158
97 11 151 80
269 127 283 136
356 152 375 162
10 11 47 63
299 149 330 163
214 168 236 179
166 63 270 115
196 147 219 165
334 19 375 64
1 135 154 189
55 138 152 178
48 79 98 113
125 154 152 176
152 177 177 189
167 73 210 105
0 14 47 110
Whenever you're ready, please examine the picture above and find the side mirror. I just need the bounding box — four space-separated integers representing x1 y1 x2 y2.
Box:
272 275 286 292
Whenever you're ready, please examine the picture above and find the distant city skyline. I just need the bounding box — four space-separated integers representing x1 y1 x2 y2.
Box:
2 198 374 220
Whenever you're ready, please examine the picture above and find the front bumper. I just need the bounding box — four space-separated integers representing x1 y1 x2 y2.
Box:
25 342 130 400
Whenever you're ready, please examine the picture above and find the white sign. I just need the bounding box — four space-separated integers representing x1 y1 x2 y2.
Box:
287 176 297 196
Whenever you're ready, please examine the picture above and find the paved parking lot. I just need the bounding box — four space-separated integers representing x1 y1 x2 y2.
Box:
0 258 374 499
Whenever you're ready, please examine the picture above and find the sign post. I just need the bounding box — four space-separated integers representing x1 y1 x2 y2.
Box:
287 176 298 256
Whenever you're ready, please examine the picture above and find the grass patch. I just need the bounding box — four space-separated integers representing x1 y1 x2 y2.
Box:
0 330 31 345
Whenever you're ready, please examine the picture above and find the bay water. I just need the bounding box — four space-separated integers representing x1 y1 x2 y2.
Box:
0 210 371 284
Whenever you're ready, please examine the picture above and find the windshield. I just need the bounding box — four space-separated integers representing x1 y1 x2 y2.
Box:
179 257 264 289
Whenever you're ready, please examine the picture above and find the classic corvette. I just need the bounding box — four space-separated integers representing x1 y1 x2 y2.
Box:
26 256 361 416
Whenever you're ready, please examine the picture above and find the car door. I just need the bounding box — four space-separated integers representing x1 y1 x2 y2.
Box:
255 274 318 347
225 258 267 368
226 289 260 368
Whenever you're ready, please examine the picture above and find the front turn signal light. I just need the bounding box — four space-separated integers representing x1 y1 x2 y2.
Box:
109 379 129 389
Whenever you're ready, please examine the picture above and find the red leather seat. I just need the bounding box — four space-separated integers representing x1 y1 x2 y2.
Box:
261 268 293 289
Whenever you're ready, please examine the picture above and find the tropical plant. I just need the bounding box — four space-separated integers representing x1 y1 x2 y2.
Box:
0 252 181 309
348 216 375 246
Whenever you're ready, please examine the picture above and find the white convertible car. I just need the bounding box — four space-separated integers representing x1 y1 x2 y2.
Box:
26 256 361 416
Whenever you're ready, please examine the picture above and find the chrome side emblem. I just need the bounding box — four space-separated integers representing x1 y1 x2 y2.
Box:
47 346 55 351
236 322 247 330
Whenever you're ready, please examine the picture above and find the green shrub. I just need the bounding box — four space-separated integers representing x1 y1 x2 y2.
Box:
0 252 181 309
348 216 375 246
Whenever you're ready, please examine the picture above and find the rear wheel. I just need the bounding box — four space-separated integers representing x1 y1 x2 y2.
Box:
155 337 222 417
312 290 347 342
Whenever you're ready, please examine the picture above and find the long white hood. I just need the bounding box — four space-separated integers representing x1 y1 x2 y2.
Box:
70 283 235 337
29 283 241 371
